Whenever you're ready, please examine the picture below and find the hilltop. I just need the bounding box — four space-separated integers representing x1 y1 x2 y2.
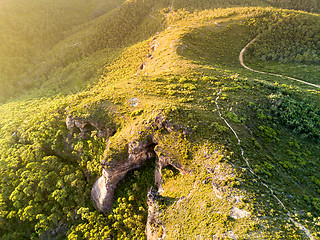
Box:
0 0 320 239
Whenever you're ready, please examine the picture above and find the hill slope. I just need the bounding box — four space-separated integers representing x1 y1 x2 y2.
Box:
0 1 320 239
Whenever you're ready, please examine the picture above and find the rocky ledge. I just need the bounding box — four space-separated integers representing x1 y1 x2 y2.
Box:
145 187 165 240
66 115 114 139
91 138 156 212
91 114 191 213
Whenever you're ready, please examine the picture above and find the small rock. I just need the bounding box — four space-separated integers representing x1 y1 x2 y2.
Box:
151 45 158 52
230 207 250 219
202 177 210 184
66 115 76 131
130 98 139 107
139 63 145 70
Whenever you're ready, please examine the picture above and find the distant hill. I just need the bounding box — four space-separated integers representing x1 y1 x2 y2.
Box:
266 0 320 12
0 0 125 101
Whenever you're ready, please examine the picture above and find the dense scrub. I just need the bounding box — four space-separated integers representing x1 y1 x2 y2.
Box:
1 2 320 239
267 0 320 12
270 93 320 140
245 9 320 63
0 97 103 238
0 0 126 101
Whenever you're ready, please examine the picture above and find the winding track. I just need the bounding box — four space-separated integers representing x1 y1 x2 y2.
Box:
238 39 317 239
215 89 315 240
239 38 320 89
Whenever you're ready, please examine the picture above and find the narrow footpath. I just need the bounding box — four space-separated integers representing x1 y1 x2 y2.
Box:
215 89 315 240
239 38 320 89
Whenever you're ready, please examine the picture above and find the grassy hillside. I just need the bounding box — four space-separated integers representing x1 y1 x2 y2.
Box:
243 8 320 88
0 0 125 101
266 0 320 12
0 1 320 239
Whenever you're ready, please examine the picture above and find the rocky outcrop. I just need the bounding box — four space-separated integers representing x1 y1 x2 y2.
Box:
152 114 191 135
154 145 190 193
91 138 156 213
145 187 165 240
66 115 114 139
230 207 250 220
91 114 191 214
152 114 175 133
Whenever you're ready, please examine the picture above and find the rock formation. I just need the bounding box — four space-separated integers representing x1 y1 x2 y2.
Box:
91 114 191 214
139 63 145 70
66 115 114 139
145 187 165 240
230 207 250 219
152 114 191 135
91 138 156 212
154 145 190 193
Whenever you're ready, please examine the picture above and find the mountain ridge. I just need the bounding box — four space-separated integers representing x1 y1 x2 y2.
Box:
0 1 320 239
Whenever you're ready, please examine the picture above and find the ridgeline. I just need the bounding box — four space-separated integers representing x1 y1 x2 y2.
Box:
0 0 320 239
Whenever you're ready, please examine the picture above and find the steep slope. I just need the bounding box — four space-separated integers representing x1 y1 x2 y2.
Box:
0 0 125 101
266 0 320 12
0 1 320 240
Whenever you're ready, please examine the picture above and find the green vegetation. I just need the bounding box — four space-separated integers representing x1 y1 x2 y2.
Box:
246 9 320 63
266 0 320 13
68 160 155 239
269 93 320 140
0 0 126 101
1 0 320 239
0 0 161 101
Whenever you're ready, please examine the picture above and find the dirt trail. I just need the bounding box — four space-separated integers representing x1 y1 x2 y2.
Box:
215 89 315 240
239 38 320 89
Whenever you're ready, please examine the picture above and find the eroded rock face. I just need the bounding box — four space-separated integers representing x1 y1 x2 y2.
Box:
91 139 156 213
154 153 170 193
152 114 191 135
154 145 190 193
91 113 191 214
90 173 109 213
153 114 175 133
145 187 165 240
66 115 114 139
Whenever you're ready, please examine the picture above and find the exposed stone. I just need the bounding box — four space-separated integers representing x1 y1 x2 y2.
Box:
91 113 192 213
151 45 157 52
152 114 191 135
66 115 76 132
129 98 139 107
230 207 250 219
66 115 114 139
92 138 156 213
154 152 170 193
152 114 175 132
154 145 190 193
211 181 222 199
139 63 145 70
145 187 165 240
